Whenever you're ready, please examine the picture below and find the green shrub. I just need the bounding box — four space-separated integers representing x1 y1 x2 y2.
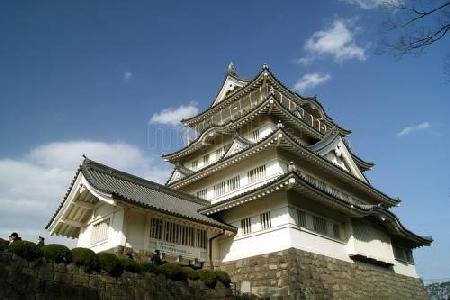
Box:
215 270 231 287
181 266 199 280
0 239 8 252
140 262 160 274
198 269 217 288
119 257 141 273
42 244 72 263
98 253 123 277
71 247 99 272
8 240 42 261
159 263 186 281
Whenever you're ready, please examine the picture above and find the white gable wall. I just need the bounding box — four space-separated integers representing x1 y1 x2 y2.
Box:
77 201 125 253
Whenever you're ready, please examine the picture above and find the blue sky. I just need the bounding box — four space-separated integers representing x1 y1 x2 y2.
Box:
0 0 449 281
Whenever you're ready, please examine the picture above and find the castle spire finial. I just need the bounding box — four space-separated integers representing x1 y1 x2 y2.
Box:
227 61 236 76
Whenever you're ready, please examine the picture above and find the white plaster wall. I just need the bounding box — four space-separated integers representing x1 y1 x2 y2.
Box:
288 227 351 262
219 227 292 262
393 260 418 278
77 202 125 253
124 209 146 250
349 219 395 264
217 192 291 261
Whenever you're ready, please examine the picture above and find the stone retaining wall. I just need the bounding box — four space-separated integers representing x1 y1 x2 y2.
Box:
0 252 232 300
218 247 429 299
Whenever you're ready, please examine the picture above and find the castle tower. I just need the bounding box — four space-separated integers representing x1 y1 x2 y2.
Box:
163 64 431 297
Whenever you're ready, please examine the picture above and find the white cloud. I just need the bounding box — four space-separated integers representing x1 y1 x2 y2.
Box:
341 0 404 9
294 73 331 92
299 19 367 63
150 103 199 126
397 122 431 137
0 141 169 246
123 71 133 81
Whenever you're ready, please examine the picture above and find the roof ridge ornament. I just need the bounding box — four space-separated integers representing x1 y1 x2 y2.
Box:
227 62 237 76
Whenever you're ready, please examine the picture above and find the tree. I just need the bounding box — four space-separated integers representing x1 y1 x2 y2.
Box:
379 0 450 78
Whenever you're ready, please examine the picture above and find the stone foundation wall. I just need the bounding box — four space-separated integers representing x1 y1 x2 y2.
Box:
217 247 429 299
0 252 232 300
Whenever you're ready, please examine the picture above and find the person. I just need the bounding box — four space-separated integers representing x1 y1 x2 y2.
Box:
8 232 20 245
151 249 162 265
37 236 45 247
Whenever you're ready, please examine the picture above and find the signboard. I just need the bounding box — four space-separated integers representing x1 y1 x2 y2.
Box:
150 239 207 261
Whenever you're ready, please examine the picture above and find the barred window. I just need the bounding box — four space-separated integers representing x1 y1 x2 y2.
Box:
248 165 266 183
196 188 208 200
150 218 163 240
149 218 207 249
203 154 210 165
91 218 109 244
332 223 341 239
241 218 252 235
214 181 226 196
313 216 328 235
215 147 224 160
261 212 271 230
297 210 307 227
393 245 414 264
252 129 260 142
227 175 240 191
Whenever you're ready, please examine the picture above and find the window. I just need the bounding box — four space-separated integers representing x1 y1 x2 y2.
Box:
241 218 251 235
332 223 341 239
248 165 266 183
196 188 208 200
203 154 210 165
393 245 414 264
215 147 224 160
150 218 163 240
91 218 109 244
191 160 198 170
214 175 240 196
297 210 307 227
227 175 240 191
252 129 260 142
261 212 271 229
149 218 207 249
214 181 226 196
313 216 327 235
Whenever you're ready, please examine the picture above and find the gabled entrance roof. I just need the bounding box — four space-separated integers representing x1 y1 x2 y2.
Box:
46 157 236 236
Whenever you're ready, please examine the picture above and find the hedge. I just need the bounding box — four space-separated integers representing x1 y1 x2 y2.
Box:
2 241 234 287
158 263 186 281
98 253 123 277
71 247 99 272
8 240 42 261
197 269 217 288
42 244 72 263
181 266 199 280
119 257 142 273
215 270 231 287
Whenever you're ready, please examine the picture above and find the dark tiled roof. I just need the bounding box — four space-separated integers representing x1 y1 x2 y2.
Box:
46 158 236 232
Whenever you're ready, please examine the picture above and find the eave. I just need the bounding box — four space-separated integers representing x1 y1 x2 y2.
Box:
199 171 431 247
168 128 399 207
112 193 236 233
